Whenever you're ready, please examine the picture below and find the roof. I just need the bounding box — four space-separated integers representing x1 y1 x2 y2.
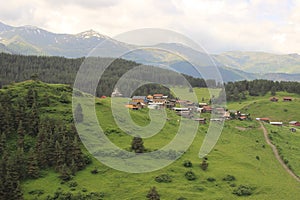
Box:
270 122 283 125
289 121 298 124
283 97 293 100
203 106 212 110
132 96 146 100
127 102 141 105
194 118 206 121
153 94 163 97
259 118 270 121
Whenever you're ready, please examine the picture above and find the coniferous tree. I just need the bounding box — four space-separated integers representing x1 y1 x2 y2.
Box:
27 148 39 179
17 121 25 149
0 132 6 156
74 103 83 123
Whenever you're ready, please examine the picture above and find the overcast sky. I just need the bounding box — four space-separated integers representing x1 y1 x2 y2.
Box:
0 0 299 54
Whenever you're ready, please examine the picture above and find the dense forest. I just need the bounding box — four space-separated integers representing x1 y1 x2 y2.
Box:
225 79 300 101
0 53 209 97
0 81 91 199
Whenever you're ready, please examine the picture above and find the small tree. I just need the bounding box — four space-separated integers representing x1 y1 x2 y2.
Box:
146 187 160 200
131 136 145 153
74 104 83 123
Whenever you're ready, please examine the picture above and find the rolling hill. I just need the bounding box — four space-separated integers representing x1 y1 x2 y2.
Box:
0 80 300 199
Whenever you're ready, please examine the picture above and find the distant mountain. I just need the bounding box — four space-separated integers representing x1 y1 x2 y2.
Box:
0 21 299 82
213 51 300 74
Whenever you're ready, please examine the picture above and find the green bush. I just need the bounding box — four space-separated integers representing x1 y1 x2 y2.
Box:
207 177 216 182
185 171 196 181
233 185 254 196
183 160 192 168
222 175 236 182
155 174 172 183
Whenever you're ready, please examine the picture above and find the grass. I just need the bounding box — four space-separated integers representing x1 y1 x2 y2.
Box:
3 81 299 199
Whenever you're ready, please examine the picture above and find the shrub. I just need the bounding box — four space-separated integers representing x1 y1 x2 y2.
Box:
207 177 216 182
256 156 260 160
185 171 196 181
147 187 160 200
233 185 254 196
183 160 192 168
222 175 236 182
200 160 208 171
68 181 78 188
177 197 187 200
155 174 172 183
91 168 99 174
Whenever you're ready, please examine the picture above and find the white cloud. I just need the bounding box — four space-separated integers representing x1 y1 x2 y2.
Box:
0 0 299 54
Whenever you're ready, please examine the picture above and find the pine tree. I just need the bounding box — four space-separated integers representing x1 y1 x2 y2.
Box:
71 137 85 170
55 141 65 172
0 132 6 156
14 148 26 180
17 121 25 149
146 187 160 200
74 103 83 123
27 148 39 179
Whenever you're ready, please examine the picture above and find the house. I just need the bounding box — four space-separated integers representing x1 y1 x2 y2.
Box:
199 102 208 107
289 121 300 126
165 102 175 109
152 98 166 105
194 118 206 124
126 102 141 110
270 97 278 102
132 96 147 103
147 95 153 100
111 88 123 97
202 106 212 113
283 97 293 101
256 118 270 123
153 94 163 99
173 107 189 112
270 122 283 126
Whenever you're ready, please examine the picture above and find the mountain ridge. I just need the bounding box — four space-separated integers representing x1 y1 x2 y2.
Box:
0 21 299 82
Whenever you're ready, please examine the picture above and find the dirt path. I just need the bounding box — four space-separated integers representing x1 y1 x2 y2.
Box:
260 122 300 182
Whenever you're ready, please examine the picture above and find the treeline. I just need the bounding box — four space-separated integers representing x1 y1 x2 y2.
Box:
225 79 300 101
0 82 90 199
0 53 209 97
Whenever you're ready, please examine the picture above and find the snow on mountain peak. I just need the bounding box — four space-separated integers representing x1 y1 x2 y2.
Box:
76 29 107 39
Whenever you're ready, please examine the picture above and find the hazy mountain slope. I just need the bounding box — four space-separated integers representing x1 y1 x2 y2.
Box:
214 51 300 74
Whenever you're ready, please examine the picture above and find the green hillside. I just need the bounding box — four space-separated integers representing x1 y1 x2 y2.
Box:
0 81 300 199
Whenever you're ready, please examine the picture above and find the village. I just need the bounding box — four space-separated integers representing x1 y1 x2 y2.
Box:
122 93 300 131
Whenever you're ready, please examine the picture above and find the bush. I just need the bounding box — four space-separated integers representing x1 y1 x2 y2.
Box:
177 197 187 200
256 156 260 160
233 185 254 196
222 175 236 182
185 171 196 181
147 187 160 200
207 177 216 182
200 160 208 171
68 181 78 188
91 168 99 174
183 160 192 168
155 174 172 183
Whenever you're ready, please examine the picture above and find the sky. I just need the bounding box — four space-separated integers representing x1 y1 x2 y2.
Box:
0 0 299 54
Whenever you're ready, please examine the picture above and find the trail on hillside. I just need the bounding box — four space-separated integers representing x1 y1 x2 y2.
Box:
260 122 300 182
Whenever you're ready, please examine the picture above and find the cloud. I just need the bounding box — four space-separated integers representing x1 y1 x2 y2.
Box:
0 0 299 54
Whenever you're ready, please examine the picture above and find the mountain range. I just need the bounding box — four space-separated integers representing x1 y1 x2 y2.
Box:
0 21 300 82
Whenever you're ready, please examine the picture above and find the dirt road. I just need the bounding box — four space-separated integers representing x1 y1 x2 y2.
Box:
260 122 300 182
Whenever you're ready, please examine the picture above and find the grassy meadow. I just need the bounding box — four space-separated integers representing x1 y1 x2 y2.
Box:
16 85 300 199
